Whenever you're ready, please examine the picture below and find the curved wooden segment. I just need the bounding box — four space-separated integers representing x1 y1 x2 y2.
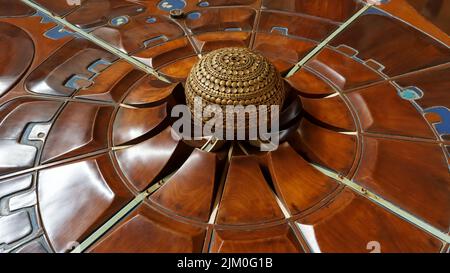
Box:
75 61 136 102
253 33 316 73
193 31 251 53
113 103 168 146
305 48 382 91
25 38 118 97
216 156 284 225
88 203 206 253
209 225 304 253
38 154 133 253
296 188 443 253
150 149 218 222
32 0 86 16
285 68 335 97
262 0 365 23
378 0 450 44
331 10 450 77
0 0 35 17
122 75 177 106
65 0 146 29
92 14 184 54
346 82 436 139
41 102 113 163
114 127 193 192
301 95 355 131
0 22 34 97
354 137 450 231
267 143 339 216
133 37 198 80
258 10 337 42
394 64 450 110
0 98 61 175
185 7 256 34
289 119 357 177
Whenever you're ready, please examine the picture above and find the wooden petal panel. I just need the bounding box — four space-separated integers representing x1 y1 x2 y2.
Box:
210 225 303 253
216 156 284 225
347 82 435 139
38 154 133 253
267 143 339 215
296 188 442 253
150 149 217 222
88 203 206 253
354 137 450 231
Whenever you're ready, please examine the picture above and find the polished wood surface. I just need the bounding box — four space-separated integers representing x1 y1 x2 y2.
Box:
0 0 448 253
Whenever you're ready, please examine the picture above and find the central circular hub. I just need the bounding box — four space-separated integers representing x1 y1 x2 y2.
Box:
185 47 285 134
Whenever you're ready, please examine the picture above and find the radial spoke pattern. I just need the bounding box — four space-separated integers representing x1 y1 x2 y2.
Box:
0 0 448 253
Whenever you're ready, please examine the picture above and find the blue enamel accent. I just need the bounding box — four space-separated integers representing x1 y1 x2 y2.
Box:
110 16 129 26
425 106 450 136
64 75 91 90
146 17 157 23
271 26 288 36
398 87 423 101
157 0 186 11
44 25 74 40
87 59 112 73
198 1 210 7
187 12 201 20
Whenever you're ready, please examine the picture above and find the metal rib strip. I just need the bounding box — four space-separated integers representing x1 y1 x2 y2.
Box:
311 164 450 244
21 0 171 83
285 3 372 78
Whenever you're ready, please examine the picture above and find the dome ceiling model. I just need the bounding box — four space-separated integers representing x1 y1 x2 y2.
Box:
0 0 449 253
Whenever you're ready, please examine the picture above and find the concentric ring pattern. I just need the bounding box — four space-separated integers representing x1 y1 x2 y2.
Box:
0 0 449 253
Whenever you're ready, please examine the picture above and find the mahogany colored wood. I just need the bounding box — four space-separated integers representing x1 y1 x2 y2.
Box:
216 156 284 225
150 149 218 222
286 68 336 97
210 225 303 253
354 137 450 231
88 203 206 253
41 102 113 163
289 119 357 177
25 38 118 97
38 154 133 253
346 82 436 139
75 61 136 102
258 11 338 42
193 31 251 53
267 143 339 215
0 0 35 17
297 188 443 253
122 75 177 106
331 11 450 77
185 8 255 34
301 95 356 131
114 127 192 192
262 0 364 22
113 103 168 146
394 64 450 109
306 47 383 91
0 22 34 97
253 33 316 73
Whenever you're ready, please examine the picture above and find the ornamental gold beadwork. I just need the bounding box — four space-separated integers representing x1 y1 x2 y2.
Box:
185 47 285 131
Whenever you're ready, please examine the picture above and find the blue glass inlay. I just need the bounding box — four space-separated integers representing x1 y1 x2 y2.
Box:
146 17 157 23
87 59 112 73
425 106 450 136
398 87 423 101
157 0 186 11
44 25 74 40
110 16 129 26
64 75 91 90
271 26 289 36
187 12 201 20
198 1 210 7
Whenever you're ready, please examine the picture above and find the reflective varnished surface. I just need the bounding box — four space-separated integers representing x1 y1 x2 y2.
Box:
0 0 448 253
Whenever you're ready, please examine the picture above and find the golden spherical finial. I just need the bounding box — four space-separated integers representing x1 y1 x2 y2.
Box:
185 47 285 133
